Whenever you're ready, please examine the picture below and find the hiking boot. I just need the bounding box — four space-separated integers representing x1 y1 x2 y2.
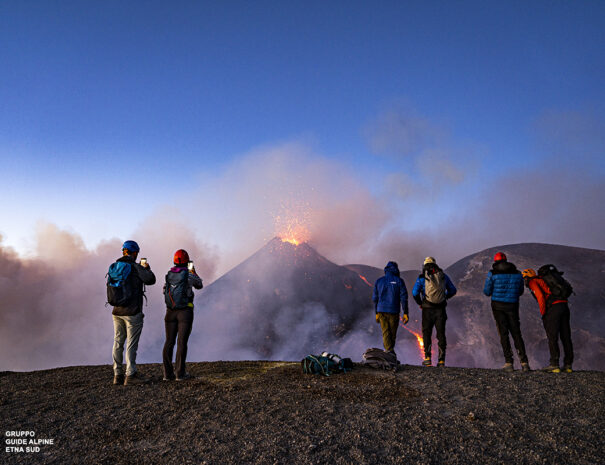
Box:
521 362 531 372
562 365 572 373
113 374 125 385
502 362 514 372
437 360 445 368
422 358 432 367
162 375 175 381
176 372 192 381
541 365 560 373
124 372 151 385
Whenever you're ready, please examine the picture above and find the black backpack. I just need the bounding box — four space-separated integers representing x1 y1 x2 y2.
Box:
164 270 190 309
537 264 573 304
106 261 136 307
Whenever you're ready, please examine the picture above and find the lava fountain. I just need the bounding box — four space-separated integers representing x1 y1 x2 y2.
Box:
273 199 311 246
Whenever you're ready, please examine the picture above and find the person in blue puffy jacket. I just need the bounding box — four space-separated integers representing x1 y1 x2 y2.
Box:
372 261 408 355
483 252 530 372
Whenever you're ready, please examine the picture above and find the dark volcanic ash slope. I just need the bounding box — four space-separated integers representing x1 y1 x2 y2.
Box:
194 238 376 359
2 363 603 465
443 243 605 370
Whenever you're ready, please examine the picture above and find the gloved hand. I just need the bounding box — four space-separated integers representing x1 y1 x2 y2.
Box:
375 313 380 323
401 314 409 325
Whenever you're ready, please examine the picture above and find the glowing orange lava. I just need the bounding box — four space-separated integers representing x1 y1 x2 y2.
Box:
274 199 311 246
358 274 373 287
400 317 425 359
281 237 301 246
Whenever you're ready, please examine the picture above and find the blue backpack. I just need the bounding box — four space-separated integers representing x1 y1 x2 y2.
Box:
106 262 135 307
164 270 190 309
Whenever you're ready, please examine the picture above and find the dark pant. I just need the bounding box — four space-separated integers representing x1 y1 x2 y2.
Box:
422 306 447 361
542 302 573 367
162 308 194 378
491 301 528 364
377 312 400 353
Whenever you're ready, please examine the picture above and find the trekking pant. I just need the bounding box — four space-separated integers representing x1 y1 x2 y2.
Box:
377 312 399 353
491 302 528 364
163 308 194 378
542 302 574 367
112 313 144 377
422 306 447 361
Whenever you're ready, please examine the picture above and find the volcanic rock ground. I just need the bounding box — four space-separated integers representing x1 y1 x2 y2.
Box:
2 362 603 464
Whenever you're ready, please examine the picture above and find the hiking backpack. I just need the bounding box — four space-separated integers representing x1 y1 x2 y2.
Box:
106 261 135 307
361 348 399 371
301 352 353 376
164 270 190 309
537 264 573 304
424 268 446 305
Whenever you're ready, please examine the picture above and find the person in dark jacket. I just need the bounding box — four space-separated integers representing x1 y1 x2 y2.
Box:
483 252 530 372
372 261 409 355
412 257 457 367
522 269 573 373
111 240 156 385
162 249 203 381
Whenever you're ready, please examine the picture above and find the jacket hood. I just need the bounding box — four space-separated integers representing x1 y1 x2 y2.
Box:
493 261 517 274
384 261 400 277
117 255 135 263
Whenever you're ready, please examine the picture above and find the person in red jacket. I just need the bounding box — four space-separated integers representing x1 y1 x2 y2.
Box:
522 269 574 373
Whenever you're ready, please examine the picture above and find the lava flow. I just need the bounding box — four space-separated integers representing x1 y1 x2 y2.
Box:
358 274 373 287
400 317 425 359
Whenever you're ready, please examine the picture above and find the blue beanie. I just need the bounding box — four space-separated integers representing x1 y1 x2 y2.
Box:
122 240 140 253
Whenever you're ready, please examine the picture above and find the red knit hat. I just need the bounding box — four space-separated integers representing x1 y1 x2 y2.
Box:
173 249 190 265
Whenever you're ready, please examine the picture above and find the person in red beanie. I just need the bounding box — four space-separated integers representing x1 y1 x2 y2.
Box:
162 249 203 381
483 252 530 372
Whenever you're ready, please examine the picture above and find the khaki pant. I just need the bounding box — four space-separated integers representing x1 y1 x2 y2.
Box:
112 313 144 377
378 312 399 352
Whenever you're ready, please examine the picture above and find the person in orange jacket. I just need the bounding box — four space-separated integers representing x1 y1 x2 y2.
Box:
522 269 574 373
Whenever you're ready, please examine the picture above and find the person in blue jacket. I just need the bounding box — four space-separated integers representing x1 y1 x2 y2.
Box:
483 252 530 372
372 261 408 355
412 257 457 367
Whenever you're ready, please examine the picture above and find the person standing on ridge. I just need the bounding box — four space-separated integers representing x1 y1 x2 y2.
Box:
107 240 156 386
372 261 409 357
522 268 574 373
483 252 530 372
162 249 203 381
412 257 457 367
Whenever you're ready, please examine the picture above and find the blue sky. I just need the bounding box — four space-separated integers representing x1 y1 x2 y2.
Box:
1 1 604 268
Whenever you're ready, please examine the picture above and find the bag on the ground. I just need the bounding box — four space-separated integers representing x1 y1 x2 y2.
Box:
106 261 135 307
424 268 446 304
361 348 399 371
537 264 573 303
301 352 353 376
164 269 190 309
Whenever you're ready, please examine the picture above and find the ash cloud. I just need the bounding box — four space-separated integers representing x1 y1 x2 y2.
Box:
359 107 605 269
0 220 218 372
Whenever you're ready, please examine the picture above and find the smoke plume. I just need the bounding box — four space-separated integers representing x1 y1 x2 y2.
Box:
1 108 603 371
